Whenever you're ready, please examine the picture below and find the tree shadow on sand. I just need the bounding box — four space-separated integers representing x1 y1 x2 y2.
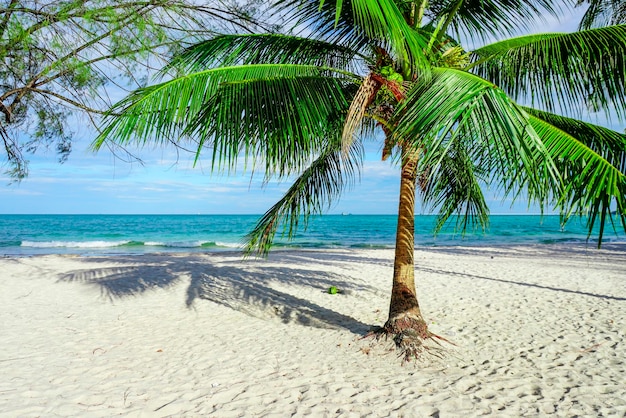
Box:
416 266 626 301
59 252 375 334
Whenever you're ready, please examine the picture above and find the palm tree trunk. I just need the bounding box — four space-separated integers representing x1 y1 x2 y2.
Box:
377 146 447 361
385 147 427 334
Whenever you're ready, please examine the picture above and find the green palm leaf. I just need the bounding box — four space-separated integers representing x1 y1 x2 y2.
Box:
395 69 545 174
394 69 558 222
578 0 626 29
470 26 626 118
166 34 368 73
281 0 371 51
524 108 626 245
185 75 356 175
283 0 430 72
244 140 362 256
427 0 561 40
523 107 626 172
93 64 357 175
419 139 491 235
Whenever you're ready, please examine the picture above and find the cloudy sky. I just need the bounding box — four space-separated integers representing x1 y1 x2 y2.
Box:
1 8 600 215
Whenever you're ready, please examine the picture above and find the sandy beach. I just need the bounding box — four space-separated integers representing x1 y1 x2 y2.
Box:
1 245 625 417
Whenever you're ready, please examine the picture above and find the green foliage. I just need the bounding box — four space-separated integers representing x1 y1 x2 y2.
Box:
424 0 561 40
578 0 626 29
0 0 266 179
286 0 429 72
96 0 626 252
523 107 626 243
167 34 367 73
392 68 555 232
471 26 626 117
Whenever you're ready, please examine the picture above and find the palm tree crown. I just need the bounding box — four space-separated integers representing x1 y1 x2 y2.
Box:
94 0 626 359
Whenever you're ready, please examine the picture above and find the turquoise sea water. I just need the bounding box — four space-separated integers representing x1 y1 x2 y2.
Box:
1 214 624 256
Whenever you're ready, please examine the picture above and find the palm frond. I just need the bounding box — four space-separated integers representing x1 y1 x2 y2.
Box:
342 72 381 154
185 74 356 175
93 64 357 177
578 0 626 29
419 139 490 235
470 33 561 57
393 68 555 199
426 0 562 41
165 34 368 74
470 26 626 118
281 0 430 72
280 0 371 51
244 140 362 256
523 107 626 172
524 108 626 245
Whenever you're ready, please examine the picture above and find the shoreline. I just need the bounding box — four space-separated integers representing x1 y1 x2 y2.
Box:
1 246 625 416
4 240 626 259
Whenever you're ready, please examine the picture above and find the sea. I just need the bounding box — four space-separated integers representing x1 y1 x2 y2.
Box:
1 214 625 257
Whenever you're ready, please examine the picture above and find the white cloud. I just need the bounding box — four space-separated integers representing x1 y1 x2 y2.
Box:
0 188 43 196
361 160 398 178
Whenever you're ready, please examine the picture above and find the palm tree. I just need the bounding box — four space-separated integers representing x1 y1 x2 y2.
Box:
93 0 626 360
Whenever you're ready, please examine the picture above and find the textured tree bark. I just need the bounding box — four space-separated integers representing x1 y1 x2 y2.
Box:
368 150 448 361
385 147 428 336
375 147 449 361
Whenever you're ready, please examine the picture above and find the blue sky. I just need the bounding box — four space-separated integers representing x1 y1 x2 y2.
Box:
0 9 601 215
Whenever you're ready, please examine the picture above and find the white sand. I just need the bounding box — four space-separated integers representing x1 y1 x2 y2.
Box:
1 245 625 417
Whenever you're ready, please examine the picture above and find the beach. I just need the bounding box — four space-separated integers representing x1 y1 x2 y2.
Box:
1 245 625 417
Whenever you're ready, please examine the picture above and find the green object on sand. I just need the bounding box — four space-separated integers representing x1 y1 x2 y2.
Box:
328 286 339 294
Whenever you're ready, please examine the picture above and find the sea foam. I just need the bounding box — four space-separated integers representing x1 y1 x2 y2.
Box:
21 240 131 248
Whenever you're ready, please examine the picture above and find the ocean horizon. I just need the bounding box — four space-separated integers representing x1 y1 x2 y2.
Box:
1 214 625 256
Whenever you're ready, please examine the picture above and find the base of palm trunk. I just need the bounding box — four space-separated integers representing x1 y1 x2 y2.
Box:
369 312 449 362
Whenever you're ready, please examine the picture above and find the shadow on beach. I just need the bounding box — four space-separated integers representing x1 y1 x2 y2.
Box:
58 251 377 334
422 242 626 261
55 246 626 334
416 266 626 301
